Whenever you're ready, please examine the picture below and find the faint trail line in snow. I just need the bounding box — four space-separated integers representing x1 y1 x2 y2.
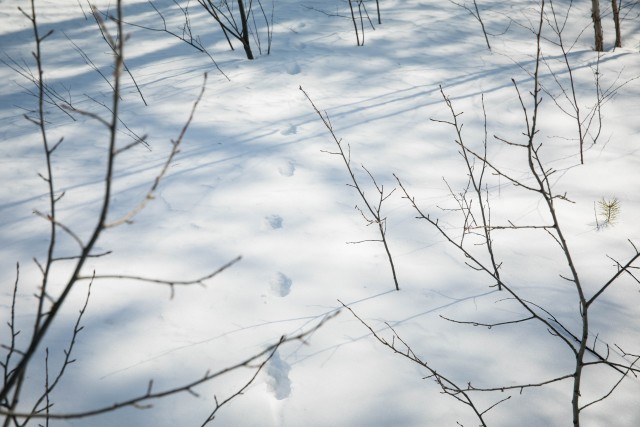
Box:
102 291 400 379
268 398 286 427
387 289 498 327
289 290 497 367
98 314 326 380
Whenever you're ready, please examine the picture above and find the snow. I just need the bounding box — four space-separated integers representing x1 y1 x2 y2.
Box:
1 0 640 426
266 349 292 400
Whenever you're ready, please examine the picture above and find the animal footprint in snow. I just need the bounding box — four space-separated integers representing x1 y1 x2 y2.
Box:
266 350 291 400
270 272 292 297
265 214 283 229
278 160 295 177
285 62 301 75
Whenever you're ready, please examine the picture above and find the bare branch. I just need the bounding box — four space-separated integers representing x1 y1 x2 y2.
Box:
105 72 208 228
0 313 337 420
200 337 283 426
587 249 640 307
78 256 242 292
340 300 490 425
301 86 400 291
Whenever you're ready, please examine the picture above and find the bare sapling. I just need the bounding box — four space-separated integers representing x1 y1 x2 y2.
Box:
431 90 502 290
347 0 376 46
88 4 147 105
111 0 230 80
301 87 399 291
339 301 495 426
394 83 640 425
448 0 492 50
539 0 604 164
517 0 636 163
196 0 274 59
335 1 640 425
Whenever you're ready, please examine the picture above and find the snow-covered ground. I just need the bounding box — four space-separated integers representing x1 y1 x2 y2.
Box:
1 0 639 426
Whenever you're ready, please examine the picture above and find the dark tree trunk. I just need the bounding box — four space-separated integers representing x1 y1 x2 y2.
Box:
592 0 604 51
347 0 361 46
612 0 622 48
237 0 254 59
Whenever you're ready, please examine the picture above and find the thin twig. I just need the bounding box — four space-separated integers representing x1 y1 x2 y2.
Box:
301 86 400 291
0 313 337 420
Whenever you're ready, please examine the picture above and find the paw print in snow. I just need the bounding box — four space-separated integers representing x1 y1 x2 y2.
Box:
265 214 283 229
278 160 295 177
266 350 291 400
270 272 292 297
